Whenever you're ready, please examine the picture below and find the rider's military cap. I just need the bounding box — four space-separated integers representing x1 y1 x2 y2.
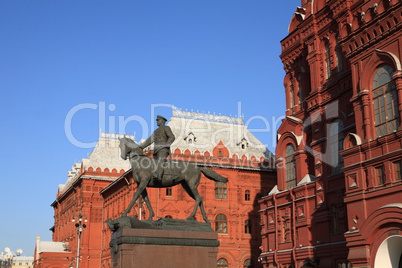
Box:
156 115 168 122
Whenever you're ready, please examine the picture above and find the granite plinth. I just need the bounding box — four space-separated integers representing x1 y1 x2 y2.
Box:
109 218 219 268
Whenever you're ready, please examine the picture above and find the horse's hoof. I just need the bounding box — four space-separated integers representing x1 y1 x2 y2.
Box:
106 219 115 231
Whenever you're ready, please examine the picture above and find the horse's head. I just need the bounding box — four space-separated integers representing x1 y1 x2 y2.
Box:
118 137 141 160
118 138 129 160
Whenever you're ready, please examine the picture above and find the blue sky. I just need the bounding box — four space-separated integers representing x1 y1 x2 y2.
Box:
0 0 299 255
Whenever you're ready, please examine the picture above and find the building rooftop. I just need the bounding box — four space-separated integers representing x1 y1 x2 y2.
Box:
59 108 274 194
36 241 69 254
168 107 274 162
12 256 34 262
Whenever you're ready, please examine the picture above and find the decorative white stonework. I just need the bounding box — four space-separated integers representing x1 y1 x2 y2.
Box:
374 235 402 268
59 133 134 193
169 108 274 165
82 133 133 171
172 105 244 125
35 235 69 255
297 174 316 186
268 185 279 196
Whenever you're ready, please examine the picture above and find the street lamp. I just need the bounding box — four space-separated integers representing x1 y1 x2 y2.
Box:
71 214 87 268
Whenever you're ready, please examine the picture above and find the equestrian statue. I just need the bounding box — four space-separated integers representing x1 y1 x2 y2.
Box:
118 115 228 223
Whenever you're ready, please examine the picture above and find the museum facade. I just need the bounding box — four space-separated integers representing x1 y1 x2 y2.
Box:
259 0 402 267
34 109 276 268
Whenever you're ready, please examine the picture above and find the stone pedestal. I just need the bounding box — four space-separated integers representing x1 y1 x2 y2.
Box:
109 217 219 268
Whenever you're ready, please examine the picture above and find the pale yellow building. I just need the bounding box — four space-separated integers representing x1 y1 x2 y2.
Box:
11 256 33 268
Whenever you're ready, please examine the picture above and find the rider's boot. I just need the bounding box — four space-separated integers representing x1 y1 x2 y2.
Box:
153 167 163 183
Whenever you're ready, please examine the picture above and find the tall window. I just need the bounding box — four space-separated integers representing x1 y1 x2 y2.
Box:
217 258 228 268
332 205 340 233
290 81 295 108
215 214 228 233
297 73 304 102
376 166 385 185
244 220 252 234
329 119 344 174
215 182 227 199
324 39 331 79
373 64 399 137
286 144 297 189
282 218 291 242
244 190 251 201
394 160 402 181
336 39 343 72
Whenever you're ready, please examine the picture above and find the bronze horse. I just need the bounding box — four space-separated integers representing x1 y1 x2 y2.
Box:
119 137 228 222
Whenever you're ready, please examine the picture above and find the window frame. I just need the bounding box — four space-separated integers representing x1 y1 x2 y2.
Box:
244 220 252 234
285 144 297 189
376 165 386 185
215 182 227 199
328 119 344 174
393 160 402 181
244 190 251 201
215 214 228 233
217 258 229 268
165 187 172 196
372 64 399 137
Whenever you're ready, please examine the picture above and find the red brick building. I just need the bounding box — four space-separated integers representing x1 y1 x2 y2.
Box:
259 0 402 267
35 110 276 268
34 235 73 268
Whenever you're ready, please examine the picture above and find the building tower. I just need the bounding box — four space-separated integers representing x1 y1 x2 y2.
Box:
259 0 402 267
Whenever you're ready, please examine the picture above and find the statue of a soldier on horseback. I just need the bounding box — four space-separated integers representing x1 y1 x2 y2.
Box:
117 115 228 224
139 115 175 183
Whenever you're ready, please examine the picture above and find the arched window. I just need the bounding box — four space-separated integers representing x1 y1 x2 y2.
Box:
215 214 228 233
286 144 297 189
215 182 227 199
243 259 254 268
244 220 252 234
373 64 399 136
244 190 251 201
329 119 344 174
217 258 228 268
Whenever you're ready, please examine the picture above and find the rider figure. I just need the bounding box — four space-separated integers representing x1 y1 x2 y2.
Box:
139 115 175 183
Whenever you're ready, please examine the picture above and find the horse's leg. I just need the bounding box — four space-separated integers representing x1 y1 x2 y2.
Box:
190 185 209 223
181 183 199 221
184 182 209 223
122 180 148 217
141 188 155 220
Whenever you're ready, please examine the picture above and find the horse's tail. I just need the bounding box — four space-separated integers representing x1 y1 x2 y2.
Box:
200 167 228 183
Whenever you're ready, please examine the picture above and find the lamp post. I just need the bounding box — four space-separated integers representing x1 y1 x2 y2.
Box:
72 214 87 268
